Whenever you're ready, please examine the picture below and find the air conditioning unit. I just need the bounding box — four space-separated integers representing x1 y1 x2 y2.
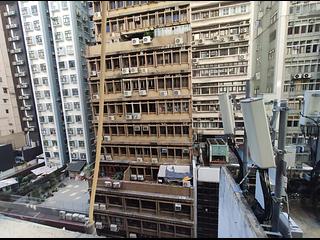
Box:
66 213 72 221
136 157 143 162
126 114 133 120
109 116 115 121
131 38 140 45
124 90 132 97
134 126 141 131
142 126 149 131
91 70 97 76
161 148 168 154
198 39 204 45
122 68 130 74
134 16 140 21
140 68 148 74
229 36 234 41
238 54 246 60
192 58 198 64
183 181 191 187
133 113 141 120
160 91 168 97
130 67 139 73
173 90 181 96
106 155 112 161
239 34 245 40
175 37 183 45
131 175 137 181
71 153 79 159
137 175 144 181
143 36 152 44
175 203 182 211
92 94 99 99
105 181 112 188
139 90 147 96
129 233 137 238
303 73 311 79
95 222 103 229
112 181 121 189
94 203 99 209
151 158 158 163
110 224 119 232
213 36 220 41
293 74 302 79
104 135 111 142
59 211 66 220
220 37 225 42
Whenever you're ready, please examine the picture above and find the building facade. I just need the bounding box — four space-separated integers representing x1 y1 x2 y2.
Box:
0 1 41 147
87 1 194 237
191 1 253 143
19 1 93 167
251 1 320 146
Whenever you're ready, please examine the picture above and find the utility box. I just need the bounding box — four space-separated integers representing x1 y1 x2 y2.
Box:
207 138 229 163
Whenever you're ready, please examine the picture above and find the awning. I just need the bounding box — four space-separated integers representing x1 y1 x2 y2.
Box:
158 165 192 180
31 166 58 176
0 178 18 189
65 161 86 172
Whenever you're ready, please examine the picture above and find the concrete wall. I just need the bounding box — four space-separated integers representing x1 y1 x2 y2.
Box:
0 132 26 149
218 167 267 238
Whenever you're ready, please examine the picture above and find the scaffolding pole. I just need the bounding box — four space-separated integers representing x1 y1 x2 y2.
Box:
88 1 107 225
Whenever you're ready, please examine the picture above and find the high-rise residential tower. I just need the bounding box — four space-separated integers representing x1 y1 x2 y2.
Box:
19 1 93 167
0 1 41 146
191 1 253 144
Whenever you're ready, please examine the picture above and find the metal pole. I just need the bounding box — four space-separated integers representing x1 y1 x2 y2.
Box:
271 99 288 233
242 79 251 190
192 157 197 238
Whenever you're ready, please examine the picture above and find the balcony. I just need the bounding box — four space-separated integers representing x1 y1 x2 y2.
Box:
12 60 24 66
3 10 16 17
17 83 28 89
5 23 18 29
14 72 26 77
10 48 22 54
20 105 32 111
18 95 30 100
22 116 33 121
8 36 20 42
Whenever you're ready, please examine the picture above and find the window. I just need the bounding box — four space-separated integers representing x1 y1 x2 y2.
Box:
44 90 50 98
66 46 74 55
63 89 69 97
70 75 77 83
21 7 30 16
59 61 66 69
63 16 70 25
29 51 36 59
55 32 63 41
57 47 66 56
33 20 40 30
65 30 72 40
77 128 83 135
35 35 42 44
40 63 46 72
31 5 38 15
66 116 73 123
46 103 52 111
222 8 229 16
72 89 79 96
24 22 33 31
5 109 9 114
48 116 54 123
61 1 68 9
38 50 44 59
74 102 80 110
69 60 75 68
3 99 8 103
26 36 35 45
78 141 85 147
75 115 82 122
42 77 48 85
240 5 247 13
31 64 39 73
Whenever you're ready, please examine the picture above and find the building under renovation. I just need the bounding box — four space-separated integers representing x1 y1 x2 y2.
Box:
87 1 194 237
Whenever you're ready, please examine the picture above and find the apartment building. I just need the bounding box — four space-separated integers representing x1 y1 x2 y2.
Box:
87 1 194 237
191 1 253 143
19 1 93 167
251 1 320 146
0 1 41 146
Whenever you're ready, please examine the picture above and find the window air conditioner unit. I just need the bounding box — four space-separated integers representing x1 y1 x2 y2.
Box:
131 175 137 181
161 148 168 154
130 67 139 73
137 175 144 181
104 135 111 142
106 155 112 161
294 74 302 79
110 224 119 232
28 126 35 132
134 16 140 21
192 58 198 64
183 181 191 187
238 54 246 60
133 113 141 119
175 203 182 211
151 158 158 163
160 91 168 97
131 38 140 45
95 222 103 229
143 36 152 44
140 68 148 74
105 180 112 188
136 157 143 162
109 116 115 121
173 90 181 96
220 37 225 42
198 38 204 45
126 114 133 120
175 37 183 45
229 36 234 41
303 73 311 79
129 233 137 238
91 71 97 76
112 181 121 189
134 126 141 131
139 90 147 96
124 90 132 97
66 213 72 221
142 126 149 131
59 211 66 220
122 68 130 74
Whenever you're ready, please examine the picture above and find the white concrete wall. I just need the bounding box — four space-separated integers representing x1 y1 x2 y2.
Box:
218 167 266 238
